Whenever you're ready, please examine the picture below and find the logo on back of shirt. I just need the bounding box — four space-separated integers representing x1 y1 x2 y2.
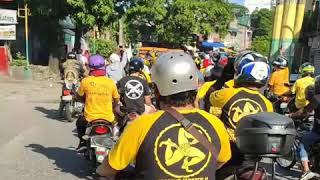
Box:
228 98 263 128
125 79 144 100
154 123 212 178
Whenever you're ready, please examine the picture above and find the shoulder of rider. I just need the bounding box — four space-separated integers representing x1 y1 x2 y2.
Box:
210 87 236 107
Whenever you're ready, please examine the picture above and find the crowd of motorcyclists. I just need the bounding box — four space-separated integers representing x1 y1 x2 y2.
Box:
59 46 320 180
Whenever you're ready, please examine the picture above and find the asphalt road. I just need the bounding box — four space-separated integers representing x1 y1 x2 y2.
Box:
0 79 303 180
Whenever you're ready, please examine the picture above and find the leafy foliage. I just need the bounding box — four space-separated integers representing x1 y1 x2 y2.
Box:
250 8 273 56
65 0 115 29
89 39 117 58
251 36 271 57
250 8 273 38
11 52 28 67
230 3 249 17
124 0 233 45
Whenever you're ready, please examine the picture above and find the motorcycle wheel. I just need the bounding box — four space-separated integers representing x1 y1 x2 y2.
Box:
276 148 297 170
65 102 74 122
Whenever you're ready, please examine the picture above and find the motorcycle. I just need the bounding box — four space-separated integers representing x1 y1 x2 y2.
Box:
83 120 115 171
60 80 83 122
276 115 314 170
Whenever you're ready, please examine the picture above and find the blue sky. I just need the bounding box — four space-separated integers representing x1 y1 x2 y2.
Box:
229 0 244 5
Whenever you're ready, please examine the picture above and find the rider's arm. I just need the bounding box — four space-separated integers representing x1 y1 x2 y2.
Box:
96 159 118 178
97 112 163 176
143 81 152 106
209 88 233 117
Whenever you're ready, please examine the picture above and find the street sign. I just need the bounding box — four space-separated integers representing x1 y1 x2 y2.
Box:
0 9 17 24
0 25 16 40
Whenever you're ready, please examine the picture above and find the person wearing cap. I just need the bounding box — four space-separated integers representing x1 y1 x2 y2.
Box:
76 54 120 152
97 52 231 179
106 50 128 83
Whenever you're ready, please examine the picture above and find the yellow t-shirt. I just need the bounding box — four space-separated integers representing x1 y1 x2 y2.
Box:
210 87 273 141
200 68 206 75
78 76 120 122
268 68 290 96
292 76 315 109
197 81 216 100
108 109 231 177
224 79 235 88
140 71 152 83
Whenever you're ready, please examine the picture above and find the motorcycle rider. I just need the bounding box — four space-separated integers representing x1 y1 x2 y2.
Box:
268 56 290 96
97 52 231 179
290 62 315 112
58 52 85 117
106 49 128 83
76 54 120 151
268 56 290 113
117 57 155 117
209 51 273 179
289 76 320 180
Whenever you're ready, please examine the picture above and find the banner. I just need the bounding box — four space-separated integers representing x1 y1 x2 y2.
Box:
0 25 16 40
0 9 17 24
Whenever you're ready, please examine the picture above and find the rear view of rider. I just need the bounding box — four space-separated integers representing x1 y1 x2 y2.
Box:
97 52 231 180
289 76 320 180
291 63 315 112
61 52 85 81
268 56 290 112
268 56 290 97
210 51 273 179
117 58 154 116
76 54 120 151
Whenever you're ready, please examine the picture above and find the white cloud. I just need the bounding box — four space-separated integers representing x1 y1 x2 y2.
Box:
244 0 272 13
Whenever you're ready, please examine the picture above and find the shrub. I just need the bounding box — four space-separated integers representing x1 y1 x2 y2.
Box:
89 39 117 58
11 52 28 67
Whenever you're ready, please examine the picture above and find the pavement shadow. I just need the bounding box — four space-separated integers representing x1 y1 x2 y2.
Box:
34 106 64 121
26 144 93 180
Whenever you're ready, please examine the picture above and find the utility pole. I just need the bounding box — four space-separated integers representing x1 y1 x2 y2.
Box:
18 3 30 66
18 2 32 79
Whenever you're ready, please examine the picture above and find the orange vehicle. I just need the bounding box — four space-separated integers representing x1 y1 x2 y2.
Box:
137 47 183 65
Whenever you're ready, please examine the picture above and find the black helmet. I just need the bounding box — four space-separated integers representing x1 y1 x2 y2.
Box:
129 58 144 73
66 52 77 60
305 85 315 101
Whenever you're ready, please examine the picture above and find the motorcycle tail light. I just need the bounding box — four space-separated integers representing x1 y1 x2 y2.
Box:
95 126 110 135
63 90 71 96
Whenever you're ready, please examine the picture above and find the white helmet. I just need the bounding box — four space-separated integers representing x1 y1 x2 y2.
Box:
151 52 199 96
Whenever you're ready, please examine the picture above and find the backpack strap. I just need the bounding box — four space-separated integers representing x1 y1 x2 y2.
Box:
165 107 218 161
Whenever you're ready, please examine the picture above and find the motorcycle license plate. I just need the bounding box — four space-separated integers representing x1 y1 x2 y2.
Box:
62 95 72 101
95 147 108 163
97 155 105 163
280 103 288 109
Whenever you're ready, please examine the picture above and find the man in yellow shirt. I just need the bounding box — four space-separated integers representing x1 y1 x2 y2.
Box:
76 54 120 151
268 56 290 97
210 51 273 179
97 52 231 180
291 63 315 111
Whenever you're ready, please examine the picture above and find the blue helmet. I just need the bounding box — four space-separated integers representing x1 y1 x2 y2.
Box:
234 51 270 87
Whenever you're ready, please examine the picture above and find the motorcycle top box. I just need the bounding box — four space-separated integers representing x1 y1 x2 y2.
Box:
235 112 296 157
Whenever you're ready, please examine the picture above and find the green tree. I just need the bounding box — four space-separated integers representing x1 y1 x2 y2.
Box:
250 8 273 38
124 0 233 45
250 8 273 56
65 0 115 49
230 3 249 17
251 36 271 57
65 0 115 29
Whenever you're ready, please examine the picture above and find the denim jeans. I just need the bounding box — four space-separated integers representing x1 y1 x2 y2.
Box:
298 130 320 161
